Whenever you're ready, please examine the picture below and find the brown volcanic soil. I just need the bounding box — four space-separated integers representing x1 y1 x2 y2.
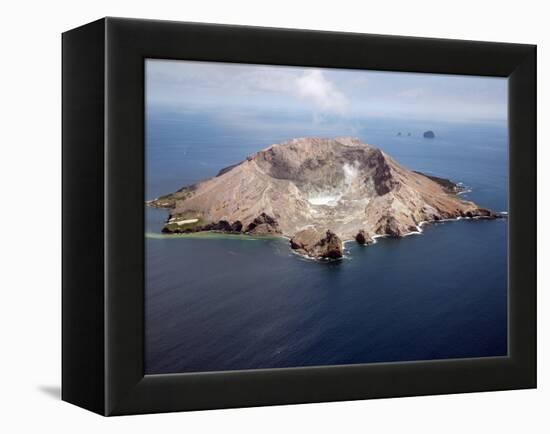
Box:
150 137 498 248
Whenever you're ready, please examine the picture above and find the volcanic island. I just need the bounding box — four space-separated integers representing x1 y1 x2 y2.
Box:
148 137 502 260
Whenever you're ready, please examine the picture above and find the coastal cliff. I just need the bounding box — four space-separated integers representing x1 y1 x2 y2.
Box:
149 137 500 259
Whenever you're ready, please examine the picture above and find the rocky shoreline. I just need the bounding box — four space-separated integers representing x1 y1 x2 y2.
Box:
152 210 505 261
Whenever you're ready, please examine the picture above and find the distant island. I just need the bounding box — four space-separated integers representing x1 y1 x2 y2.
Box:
423 130 436 138
149 137 500 260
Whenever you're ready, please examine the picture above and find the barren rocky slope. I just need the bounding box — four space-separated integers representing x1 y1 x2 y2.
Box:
149 137 500 259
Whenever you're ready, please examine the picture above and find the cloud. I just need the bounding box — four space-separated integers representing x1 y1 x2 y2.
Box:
148 62 349 117
241 67 350 115
295 70 349 114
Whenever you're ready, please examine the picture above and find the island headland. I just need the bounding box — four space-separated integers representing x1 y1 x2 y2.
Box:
148 137 502 260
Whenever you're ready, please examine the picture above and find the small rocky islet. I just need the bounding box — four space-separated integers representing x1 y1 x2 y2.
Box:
149 137 503 260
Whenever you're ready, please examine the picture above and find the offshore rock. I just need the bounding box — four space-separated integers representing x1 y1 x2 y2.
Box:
355 229 373 245
290 228 343 260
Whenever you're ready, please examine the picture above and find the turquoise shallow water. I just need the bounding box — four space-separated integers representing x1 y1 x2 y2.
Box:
145 111 507 374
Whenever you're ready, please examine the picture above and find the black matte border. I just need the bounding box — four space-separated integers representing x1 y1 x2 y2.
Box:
104 17 536 415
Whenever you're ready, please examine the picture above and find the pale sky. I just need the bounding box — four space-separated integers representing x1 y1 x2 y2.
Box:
146 59 507 124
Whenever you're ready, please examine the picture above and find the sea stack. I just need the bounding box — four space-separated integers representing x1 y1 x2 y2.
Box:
355 229 373 245
290 228 343 260
423 130 435 138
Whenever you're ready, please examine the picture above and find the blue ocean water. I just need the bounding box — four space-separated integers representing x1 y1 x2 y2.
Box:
145 109 508 374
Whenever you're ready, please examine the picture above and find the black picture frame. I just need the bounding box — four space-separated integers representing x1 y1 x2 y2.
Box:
62 17 536 416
